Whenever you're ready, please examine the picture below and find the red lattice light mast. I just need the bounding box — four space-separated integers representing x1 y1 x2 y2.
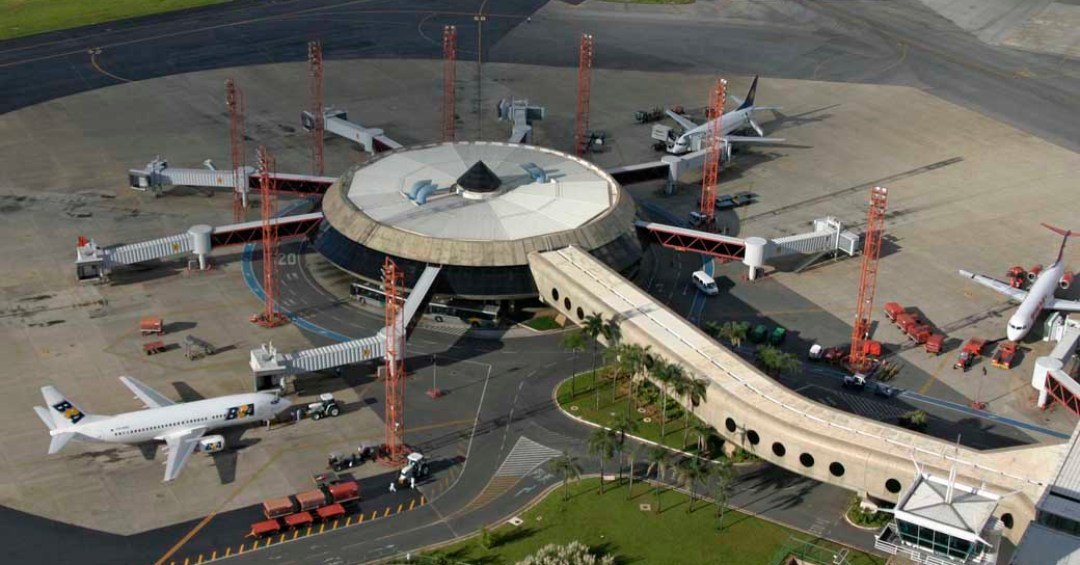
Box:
700 78 727 232
382 258 407 463
442 25 457 142
573 33 594 157
225 79 247 222
849 186 889 373
251 147 288 328
308 40 325 176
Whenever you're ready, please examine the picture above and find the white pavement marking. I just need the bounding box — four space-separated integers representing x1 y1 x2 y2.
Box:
494 436 563 478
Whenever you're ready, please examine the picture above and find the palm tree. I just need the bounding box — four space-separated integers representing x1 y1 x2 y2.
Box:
713 458 735 530
716 321 748 348
626 444 640 499
756 345 801 376
606 343 632 403
561 330 587 399
656 362 686 443
548 452 582 501
626 344 651 419
677 456 710 513
581 312 606 410
645 446 670 514
681 375 708 446
692 420 714 455
588 427 617 494
611 413 638 480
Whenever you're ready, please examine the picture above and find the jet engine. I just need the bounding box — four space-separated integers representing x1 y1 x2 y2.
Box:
197 435 225 453
1027 264 1043 282
1061 271 1074 290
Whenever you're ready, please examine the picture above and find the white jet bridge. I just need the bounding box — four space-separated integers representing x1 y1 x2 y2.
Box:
249 265 442 389
75 213 324 281
302 108 403 154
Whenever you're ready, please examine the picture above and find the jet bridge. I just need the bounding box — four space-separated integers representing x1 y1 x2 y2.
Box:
75 213 323 281
248 265 442 389
302 108 403 154
496 98 545 143
128 157 335 197
635 216 859 279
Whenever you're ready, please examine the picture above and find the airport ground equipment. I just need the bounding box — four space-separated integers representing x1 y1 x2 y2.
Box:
924 333 945 355
634 107 665 123
883 301 945 352
251 479 360 537
139 317 164 335
398 452 430 484
183 335 215 360
992 341 1019 369
306 393 341 420
143 341 166 355
75 213 323 281
954 339 988 371
328 445 375 471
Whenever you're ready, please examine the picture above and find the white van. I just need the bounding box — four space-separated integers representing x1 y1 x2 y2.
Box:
691 270 719 295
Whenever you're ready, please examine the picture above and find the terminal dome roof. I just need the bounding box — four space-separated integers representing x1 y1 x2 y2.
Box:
340 142 617 242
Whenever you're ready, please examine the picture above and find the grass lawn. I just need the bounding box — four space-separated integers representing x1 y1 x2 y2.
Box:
523 316 562 331
427 478 883 564
557 369 723 457
0 0 229 40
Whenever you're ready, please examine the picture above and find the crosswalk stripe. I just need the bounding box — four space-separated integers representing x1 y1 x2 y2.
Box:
494 436 562 477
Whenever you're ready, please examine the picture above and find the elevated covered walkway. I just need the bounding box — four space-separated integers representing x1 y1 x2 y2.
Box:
528 245 1063 543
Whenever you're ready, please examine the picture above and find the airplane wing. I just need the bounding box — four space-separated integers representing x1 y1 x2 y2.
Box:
665 109 698 131
1048 298 1080 312
162 427 206 482
724 135 786 144
119 376 176 409
958 270 1028 302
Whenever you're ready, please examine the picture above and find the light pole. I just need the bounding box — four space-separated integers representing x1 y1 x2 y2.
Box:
474 13 487 139
427 352 443 398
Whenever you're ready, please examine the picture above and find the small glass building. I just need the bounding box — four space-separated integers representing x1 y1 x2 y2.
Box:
876 469 1004 564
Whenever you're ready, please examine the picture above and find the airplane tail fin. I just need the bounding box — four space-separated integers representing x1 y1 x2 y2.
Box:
736 75 758 111
40 385 92 429
1042 223 1073 265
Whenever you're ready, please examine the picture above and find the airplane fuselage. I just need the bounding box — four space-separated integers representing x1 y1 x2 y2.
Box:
1006 261 1064 342
50 392 287 444
669 110 753 154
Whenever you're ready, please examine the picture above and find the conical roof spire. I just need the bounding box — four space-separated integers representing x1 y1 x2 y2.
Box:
456 160 501 193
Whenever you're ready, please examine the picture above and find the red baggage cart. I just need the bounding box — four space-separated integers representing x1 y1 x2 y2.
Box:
316 503 346 521
248 519 281 538
284 512 314 529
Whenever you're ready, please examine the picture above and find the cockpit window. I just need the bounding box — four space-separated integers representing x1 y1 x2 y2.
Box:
270 397 280 405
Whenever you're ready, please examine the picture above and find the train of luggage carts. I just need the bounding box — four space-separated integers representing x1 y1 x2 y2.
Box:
246 448 431 539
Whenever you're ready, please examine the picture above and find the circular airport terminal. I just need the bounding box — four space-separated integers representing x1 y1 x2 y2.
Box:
313 141 642 301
